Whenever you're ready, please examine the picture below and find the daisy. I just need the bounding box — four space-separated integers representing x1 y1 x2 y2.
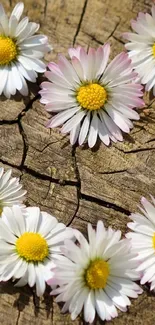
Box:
48 220 142 323
40 44 144 148
127 196 155 290
0 167 26 215
0 205 74 296
123 5 155 95
0 2 50 98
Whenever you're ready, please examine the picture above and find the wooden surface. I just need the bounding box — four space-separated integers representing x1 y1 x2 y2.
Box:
0 0 155 324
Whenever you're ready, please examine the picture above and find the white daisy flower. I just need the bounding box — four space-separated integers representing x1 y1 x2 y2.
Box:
40 44 144 148
0 2 50 98
123 5 155 95
0 205 73 296
47 221 142 323
0 167 26 215
127 196 155 290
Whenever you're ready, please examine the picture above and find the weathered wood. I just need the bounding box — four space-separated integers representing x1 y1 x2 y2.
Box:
0 0 155 324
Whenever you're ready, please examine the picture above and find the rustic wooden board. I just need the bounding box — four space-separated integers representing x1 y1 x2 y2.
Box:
0 0 155 324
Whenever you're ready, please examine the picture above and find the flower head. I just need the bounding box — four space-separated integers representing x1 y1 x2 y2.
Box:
0 167 26 215
0 2 50 98
127 196 155 290
40 44 144 148
0 205 73 296
48 221 142 323
123 5 155 94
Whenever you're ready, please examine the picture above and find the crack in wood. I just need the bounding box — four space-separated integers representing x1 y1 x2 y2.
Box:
0 94 39 125
113 35 125 45
0 93 40 170
83 31 103 45
81 193 131 216
97 169 128 175
0 158 80 187
146 138 155 144
67 146 81 226
18 94 40 121
105 20 121 41
23 165 80 187
18 120 29 168
0 1 155 323
30 139 63 153
0 119 17 125
44 0 48 17
15 310 20 325
73 0 89 45
115 146 155 154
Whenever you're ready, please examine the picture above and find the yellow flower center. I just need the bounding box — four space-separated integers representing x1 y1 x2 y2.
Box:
153 44 155 58
77 83 107 111
0 36 17 65
0 206 3 215
16 232 49 262
85 259 110 289
152 233 155 249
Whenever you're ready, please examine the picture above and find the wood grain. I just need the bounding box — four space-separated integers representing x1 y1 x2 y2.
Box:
0 0 155 324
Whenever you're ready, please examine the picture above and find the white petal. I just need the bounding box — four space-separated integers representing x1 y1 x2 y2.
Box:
71 56 84 80
79 111 90 145
98 119 110 146
35 265 46 296
28 263 36 287
84 291 96 323
100 110 123 141
26 207 41 232
88 112 98 148
61 110 86 134
70 123 80 145
0 67 9 96
11 2 24 21
0 219 16 243
105 105 130 133
47 107 79 128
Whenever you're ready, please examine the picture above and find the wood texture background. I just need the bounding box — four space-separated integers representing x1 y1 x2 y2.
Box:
0 0 155 324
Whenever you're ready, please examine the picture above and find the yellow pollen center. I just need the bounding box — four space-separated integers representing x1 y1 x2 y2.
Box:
85 259 109 289
153 44 155 58
0 36 17 65
77 83 107 111
152 233 155 249
16 232 49 262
